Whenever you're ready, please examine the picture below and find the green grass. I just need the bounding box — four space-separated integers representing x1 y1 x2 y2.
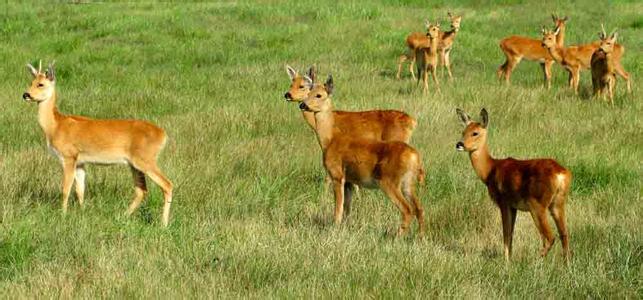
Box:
0 1 641 298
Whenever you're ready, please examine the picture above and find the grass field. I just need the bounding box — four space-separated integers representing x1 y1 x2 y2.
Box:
0 1 641 298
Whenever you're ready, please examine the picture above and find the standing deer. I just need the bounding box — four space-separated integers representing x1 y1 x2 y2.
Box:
396 12 462 80
284 66 417 217
591 27 621 104
456 108 571 261
22 61 174 226
541 25 630 94
416 21 441 93
497 14 568 89
300 75 425 235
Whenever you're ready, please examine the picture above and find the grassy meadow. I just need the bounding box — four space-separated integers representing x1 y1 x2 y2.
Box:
0 1 641 298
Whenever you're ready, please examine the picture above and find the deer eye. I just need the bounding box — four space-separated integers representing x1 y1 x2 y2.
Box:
37 83 44 88
316 94 322 98
299 85 304 89
472 132 479 136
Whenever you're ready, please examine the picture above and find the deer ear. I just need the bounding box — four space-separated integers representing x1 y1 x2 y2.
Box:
425 20 431 29
480 108 489 128
563 16 569 22
307 65 316 83
26 63 38 78
324 74 334 95
448 12 453 18
303 75 313 89
456 108 471 126
610 32 618 42
551 13 557 22
46 61 56 82
553 26 560 35
286 65 297 80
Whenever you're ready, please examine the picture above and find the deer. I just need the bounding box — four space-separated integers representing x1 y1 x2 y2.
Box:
455 108 572 261
591 26 619 105
299 75 425 236
396 12 462 80
541 25 630 95
22 61 174 227
497 14 568 89
284 65 417 217
416 21 441 93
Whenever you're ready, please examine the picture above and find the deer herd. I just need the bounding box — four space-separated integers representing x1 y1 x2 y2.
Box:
20 11 633 263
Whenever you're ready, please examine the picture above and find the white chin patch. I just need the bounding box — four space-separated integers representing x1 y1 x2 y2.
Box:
456 146 465 151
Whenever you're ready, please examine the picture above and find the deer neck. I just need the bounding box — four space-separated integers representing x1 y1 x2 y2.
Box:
468 143 495 183
556 28 565 47
300 109 316 130
38 91 60 138
546 45 565 63
312 107 335 150
429 35 439 54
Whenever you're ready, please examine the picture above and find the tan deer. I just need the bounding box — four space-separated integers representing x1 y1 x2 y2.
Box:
396 12 462 80
541 25 629 94
284 66 417 216
591 26 619 105
300 75 425 235
456 108 571 261
497 14 568 89
416 21 441 93
22 61 174 226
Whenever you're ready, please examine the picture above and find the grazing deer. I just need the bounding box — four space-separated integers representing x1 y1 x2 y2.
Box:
284 66 417 216
497 14 568 89
416 21 441 93
22 61 174 226
591 26 619 105
456 108 571 261
300 75 425 235
396 12 462 80
541 25 629 94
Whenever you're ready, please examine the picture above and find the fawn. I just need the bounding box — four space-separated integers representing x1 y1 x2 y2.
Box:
456 108 571 261
591 26 619 104
397 12 462 80
497 14 568 89
300 75 426 235
416 21 441 93
23 61 174 226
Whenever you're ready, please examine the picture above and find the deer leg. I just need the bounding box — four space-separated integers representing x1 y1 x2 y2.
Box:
396 54 408 80
381 180 413 237
549 200 570 260
542 60 554 89
343 182 353 218
409 54 417 81
573 68 581 94
614 63 631 93
500 205 518 261
402 178 424 236
444 50 453 80
126 166 148 216
74 164 86 208
61 158 77 214
497 60 507 80
332 178 345 225
528 201 555 257
133 160 173 227
504 57 520 84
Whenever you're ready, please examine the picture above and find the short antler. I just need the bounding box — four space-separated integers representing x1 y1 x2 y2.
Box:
599 23 607 39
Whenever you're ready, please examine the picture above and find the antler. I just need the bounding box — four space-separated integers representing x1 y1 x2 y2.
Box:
599 23 607 39
38 59 42 73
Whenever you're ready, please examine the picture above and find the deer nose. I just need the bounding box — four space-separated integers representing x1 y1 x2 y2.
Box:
284 92 292 100
299 102 308 110
22 93 30 100
456 141 465 151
